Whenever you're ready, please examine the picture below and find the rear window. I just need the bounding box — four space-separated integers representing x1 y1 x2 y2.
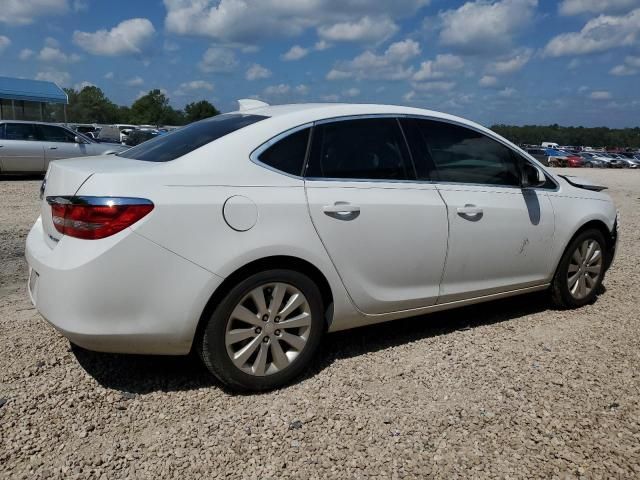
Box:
118 114 268 162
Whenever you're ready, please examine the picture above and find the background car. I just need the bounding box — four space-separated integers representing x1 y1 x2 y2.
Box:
578 152 606 168
546 148 583 167
0 120 127 174
598 153 626 168
123 129 160 147
525 147 549 166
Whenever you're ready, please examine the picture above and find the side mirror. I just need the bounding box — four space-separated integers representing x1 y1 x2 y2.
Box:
74 135 84 144
522 162 546 188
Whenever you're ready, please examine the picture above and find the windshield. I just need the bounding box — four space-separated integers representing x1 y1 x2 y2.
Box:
118 113 268 162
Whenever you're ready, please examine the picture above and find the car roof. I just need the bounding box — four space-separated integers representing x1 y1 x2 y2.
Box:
230 102 497 140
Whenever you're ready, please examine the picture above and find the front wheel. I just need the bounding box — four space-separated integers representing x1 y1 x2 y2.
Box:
551 229 607 308
198 269 325 391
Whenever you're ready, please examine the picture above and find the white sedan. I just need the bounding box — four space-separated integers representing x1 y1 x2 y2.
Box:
26 101 619 391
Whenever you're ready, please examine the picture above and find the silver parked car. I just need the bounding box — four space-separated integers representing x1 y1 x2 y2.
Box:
0 121 127 174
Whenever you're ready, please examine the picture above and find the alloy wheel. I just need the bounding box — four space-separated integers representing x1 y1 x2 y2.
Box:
567 239 603 300
224 282 312 376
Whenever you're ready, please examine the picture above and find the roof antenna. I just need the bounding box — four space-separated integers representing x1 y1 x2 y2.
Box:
237 98 270 112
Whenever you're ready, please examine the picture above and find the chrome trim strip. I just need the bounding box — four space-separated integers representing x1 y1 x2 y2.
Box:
46 196 153 206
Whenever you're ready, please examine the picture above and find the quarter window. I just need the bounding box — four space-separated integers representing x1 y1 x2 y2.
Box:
4 123 37 141
306 118 413 180
407 119 520 186
257 127 310 176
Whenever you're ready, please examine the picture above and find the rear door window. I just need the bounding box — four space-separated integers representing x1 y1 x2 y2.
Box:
257 127 310 176
305 118 413 180
118 114 268 162
5 123 37 141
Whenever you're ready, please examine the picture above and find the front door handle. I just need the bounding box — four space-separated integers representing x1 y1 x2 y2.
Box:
49 146 58 150
323 202 361 219
457 204 483 221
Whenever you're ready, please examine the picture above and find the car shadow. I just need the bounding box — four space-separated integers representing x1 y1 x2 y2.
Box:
72 291 557 395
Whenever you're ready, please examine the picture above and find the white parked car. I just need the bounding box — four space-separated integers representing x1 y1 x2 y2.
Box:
26 101 619 391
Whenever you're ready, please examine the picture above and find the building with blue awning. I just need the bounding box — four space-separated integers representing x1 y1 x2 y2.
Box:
0 76 68 122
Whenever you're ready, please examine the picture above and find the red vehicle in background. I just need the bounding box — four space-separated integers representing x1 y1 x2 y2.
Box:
545 148 584 167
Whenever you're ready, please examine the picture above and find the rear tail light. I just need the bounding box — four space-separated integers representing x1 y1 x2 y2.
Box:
47 196 154 240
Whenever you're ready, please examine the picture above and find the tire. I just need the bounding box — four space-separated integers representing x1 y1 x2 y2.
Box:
551 229 607 309
197 269 325 391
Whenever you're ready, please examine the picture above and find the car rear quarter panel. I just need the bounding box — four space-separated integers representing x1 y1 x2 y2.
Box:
75 160 363 332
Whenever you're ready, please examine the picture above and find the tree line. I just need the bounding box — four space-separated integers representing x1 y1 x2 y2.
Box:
60 86 640 148
62 86 220 126
491 124 640 149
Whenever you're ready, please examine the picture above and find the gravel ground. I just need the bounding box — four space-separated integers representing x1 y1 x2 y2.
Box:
1 169 639 479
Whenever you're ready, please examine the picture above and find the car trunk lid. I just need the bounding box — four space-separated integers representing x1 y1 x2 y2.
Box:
40 155 154 245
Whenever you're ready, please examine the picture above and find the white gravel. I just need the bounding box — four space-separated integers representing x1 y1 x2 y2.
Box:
1 169 639 479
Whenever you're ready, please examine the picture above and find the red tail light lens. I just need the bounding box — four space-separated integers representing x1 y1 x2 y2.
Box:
48 197 154 240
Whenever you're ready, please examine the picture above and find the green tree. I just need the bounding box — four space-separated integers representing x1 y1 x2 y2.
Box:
63 86 119 123
129 89 185 125
184 100 220 123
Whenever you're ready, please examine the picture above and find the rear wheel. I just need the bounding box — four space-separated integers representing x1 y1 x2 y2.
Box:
198 269 324 391
551 229 606 308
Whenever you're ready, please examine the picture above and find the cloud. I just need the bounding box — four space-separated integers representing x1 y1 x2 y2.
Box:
262 83 309 97
104 71 114 79
175 80 214 95
590 90 612 100
35 70 71 86
0 0 68 25
125 76 144 87
74 80 94 91
488 48 533 75
314 40 331 51
282 45 309 61
198 46 238 72
163 40 180 53
295 84 309 95
498 87 517 97
19 49 34 60
411 81 456 92
479 75 498 87
317 16 399 44
543 9 640 57
609 55 640 75
37 45 81 63
412 54 464 81
439 0 538 54
322 94 341 102
327 39 420 80
163 0 428 44
610 64 637 75
0 36 10 54
73 18 155 56
559 0 639 16
245 63 272 80
342 87 360 97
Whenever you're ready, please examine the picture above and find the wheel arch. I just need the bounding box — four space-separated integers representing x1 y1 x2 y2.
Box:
554 218 615 278
192 255 334 351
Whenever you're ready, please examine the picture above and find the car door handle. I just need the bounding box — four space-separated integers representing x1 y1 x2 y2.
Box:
323 203 360 220
49 146 58 150
457 204 483 220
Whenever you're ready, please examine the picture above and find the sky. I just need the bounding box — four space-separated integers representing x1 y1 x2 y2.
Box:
1 0 640 127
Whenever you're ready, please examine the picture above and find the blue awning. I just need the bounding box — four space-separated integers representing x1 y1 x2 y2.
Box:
0 76 68 104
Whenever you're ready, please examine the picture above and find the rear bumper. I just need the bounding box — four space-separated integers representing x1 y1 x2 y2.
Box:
26 216 222 355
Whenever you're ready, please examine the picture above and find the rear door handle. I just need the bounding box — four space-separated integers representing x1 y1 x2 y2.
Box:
49 146 58 150
457 204 483 220
323 203 360 219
